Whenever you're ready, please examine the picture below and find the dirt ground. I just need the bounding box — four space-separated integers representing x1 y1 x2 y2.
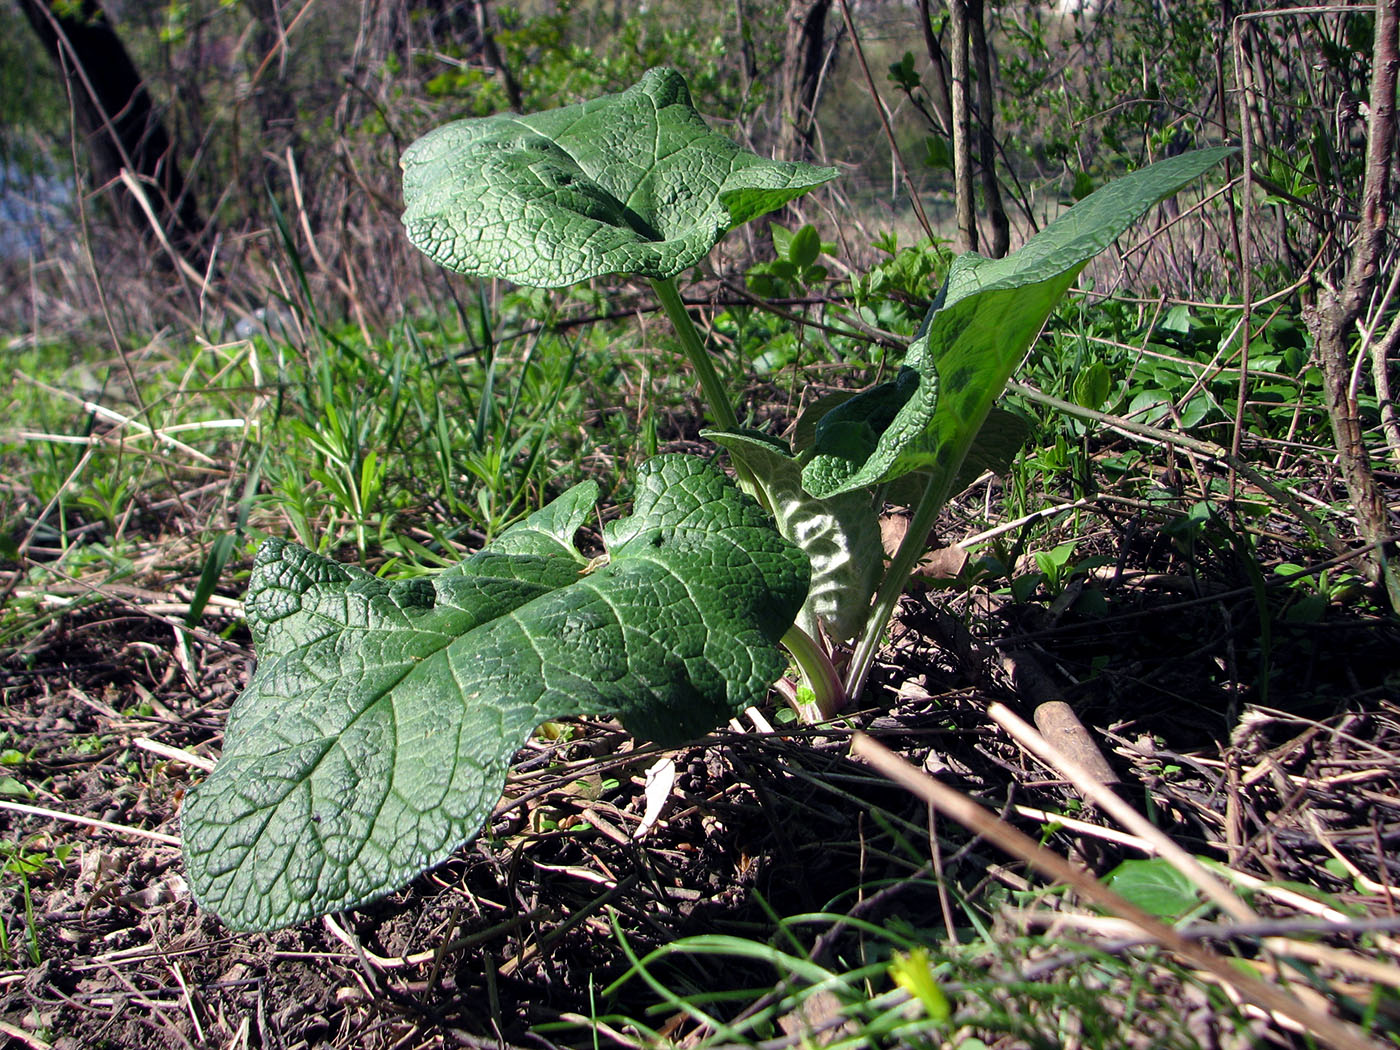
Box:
2 491 1399 1049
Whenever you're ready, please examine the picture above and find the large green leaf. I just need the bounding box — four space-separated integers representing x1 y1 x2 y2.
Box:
802 148 1235 499
706 429 882 643
182 456 809 931
401 68 838 287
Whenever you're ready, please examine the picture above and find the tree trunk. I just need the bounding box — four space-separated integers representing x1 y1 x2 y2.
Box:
17 0 206 265
1305 0 1400 608
915 0 953 137
475 0 522 111
968 0 1008 257
777 0 833 162
949 0 977 252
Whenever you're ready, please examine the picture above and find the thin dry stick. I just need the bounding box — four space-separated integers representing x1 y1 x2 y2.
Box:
1348 248 1400 403
37 2 206 292
285 147 347 294
985 702 1256 923
0 799 181 847
849 733 1383 1050
97 959 198 1050
52 49 167 430
284 147 371 345
1263 937 1400 992
116 170 204 309
1120 176 1241 260
134 737 217 772
1013 805 1157 851
10 565 244 653
16 443 95 556
1120 227 1332 311
956 497 1097 548
1216 866 1400 957
1306 811 1400 900
1016 915 1400 987
833 0 935 242
321 908 549 969
1228 17 1257 518
1373 320 1400 466
1007 380 1350 560
1359 261 1400 466
249 0 322 86
168 961 206 1044
0 1019 50 1050
10 375 224 464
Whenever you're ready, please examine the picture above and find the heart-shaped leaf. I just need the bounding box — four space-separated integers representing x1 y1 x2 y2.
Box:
802 147 1235 499
182 455 809 931
401 67 838 287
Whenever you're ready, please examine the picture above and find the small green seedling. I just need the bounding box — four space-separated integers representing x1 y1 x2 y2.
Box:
746 223 835 297
182 67 1232 931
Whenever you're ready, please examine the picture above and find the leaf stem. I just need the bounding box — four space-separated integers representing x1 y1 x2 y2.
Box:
780 623 845 720
653 279 844 715
650 277 739 433
844 470 954 700
651 277 765 501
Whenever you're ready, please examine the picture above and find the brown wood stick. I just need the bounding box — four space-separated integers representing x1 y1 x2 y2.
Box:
998 648 1120 786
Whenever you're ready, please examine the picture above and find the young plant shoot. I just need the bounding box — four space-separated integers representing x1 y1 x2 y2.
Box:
181 67 1231 931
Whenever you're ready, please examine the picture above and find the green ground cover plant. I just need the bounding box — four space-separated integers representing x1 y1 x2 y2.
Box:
181 67 1232 932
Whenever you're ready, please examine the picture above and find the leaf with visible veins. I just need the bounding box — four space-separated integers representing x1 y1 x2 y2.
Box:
401 67 838 287
182 455 809 931
801 148 1236 500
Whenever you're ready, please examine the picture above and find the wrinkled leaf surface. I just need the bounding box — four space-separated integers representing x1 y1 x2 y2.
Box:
802 148 1235 499
707 429 882 643
401 68 837 286
183 456 808 931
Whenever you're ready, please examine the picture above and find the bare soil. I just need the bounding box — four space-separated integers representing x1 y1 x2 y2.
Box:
2 483 1398 1050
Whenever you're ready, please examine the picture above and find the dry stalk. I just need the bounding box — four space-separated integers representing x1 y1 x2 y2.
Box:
851 732 1387 1050
985 702 1255 923
834 0 935 242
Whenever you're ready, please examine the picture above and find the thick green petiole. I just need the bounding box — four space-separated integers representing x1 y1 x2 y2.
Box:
650 277 740 434
653 280 848 719
650 276 766 505
654 276 836 715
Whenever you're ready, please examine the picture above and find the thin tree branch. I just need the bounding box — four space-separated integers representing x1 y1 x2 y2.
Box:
834 0 935 241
